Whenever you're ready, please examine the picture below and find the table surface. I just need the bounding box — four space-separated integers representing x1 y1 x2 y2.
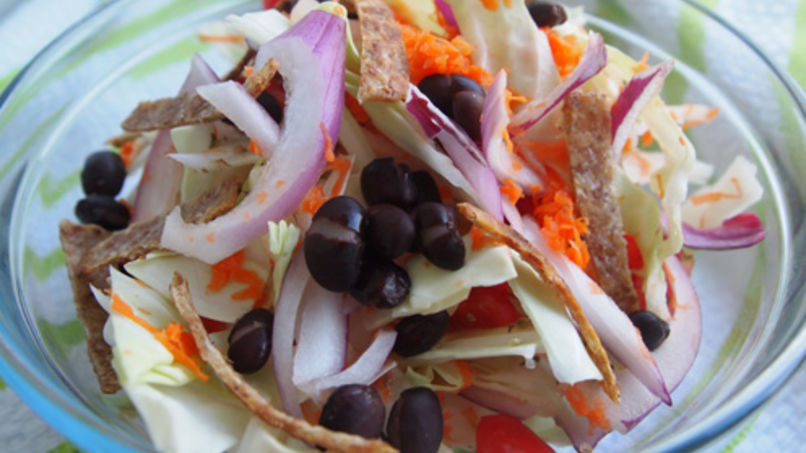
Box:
1 0 804 452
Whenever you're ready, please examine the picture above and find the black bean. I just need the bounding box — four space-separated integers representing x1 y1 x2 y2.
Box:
412 203 465 270
450 75 485 98
452 91 485 143
257 92 283 124
411 170 441 205
528 2 568 28
305 196 365 291
227 309 273 374
319 384 386 439
386 387 443 453
417 74 454 117
75 195 130 231
360 158 417 209
81 151 126 196
363 204 415 260
350 260 411 309
629 310 671 351
393 311 450 357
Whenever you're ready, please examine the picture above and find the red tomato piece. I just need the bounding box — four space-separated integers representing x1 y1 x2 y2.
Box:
200 316 229 334
476 415 554 453
623 234 644 270
450 283 522 331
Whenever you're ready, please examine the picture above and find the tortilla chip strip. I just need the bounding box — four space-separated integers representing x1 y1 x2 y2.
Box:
120 58 279 132
80 177 242 279
169 273 397 453
58 221 120 393
457 203 620 402
564 91 640 314
355 0 410 103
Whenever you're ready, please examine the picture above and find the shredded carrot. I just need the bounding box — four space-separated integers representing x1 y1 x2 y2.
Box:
499 178 524 205
373 373 393 403
321 122 334 162
275 180 285 188
640 131 654 148
480 0 500 10
345 94 370 124
519 139 569 176
327 157 352 197
455 360 475 389
505 89 527 117
681 106 720 130
633 51 650 73
301 185 327 215
249 139 261 156
545 28 584 77
244 65 254 77
111 294 208 381
207 250 264 301
502 129 515 155
119 140 136 169
470 226 492 251
531 186 591 269
461 406 481 426
256 191 268 204
655 173 665 199
622 137 633 154
399 23 493 86
206 233 216 243
153 323 209 382
562 384 611 431
198 33 246 44
690 177 743 206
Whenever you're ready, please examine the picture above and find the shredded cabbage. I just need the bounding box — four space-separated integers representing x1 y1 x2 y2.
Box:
267 220 301 306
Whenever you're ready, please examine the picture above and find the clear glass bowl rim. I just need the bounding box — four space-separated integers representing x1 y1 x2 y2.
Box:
0 0 804 452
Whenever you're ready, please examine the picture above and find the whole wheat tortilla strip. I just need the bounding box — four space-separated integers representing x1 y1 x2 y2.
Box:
564 91 640 314
80 177 242 280
355 0 410 103
169 273 396 453
58 221 120 393
457 203 620 402
121 58 279 132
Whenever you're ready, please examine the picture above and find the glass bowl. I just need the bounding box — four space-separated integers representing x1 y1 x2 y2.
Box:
0 0 804 451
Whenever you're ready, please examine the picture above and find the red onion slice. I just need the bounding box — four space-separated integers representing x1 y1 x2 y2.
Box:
292 282 348 390
481 70 543 189
305 329 397 402
682 212 766 250
460 386 538 421
555 256 701 450
271 252 309 418
133 55 220 222
161 11 345 264
511 32 607 134
610 61 673 158
407 85 503 220
434 0 458 28
197 81 280 158
522 219 671 405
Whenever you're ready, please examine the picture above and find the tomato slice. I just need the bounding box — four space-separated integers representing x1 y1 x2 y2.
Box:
450 283 522 331
476 415 554 453
201 316 229 334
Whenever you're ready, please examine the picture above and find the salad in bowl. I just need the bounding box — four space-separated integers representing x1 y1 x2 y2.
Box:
57 0 766 452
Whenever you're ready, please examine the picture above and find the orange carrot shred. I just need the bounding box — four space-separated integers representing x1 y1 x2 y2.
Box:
321 122 334 162
119 141 136 169
562 384 611 430
545 28 584 77
690 177 743 206
399 23 493 86
499 178 524 205
244 65 254 77
531 186 591 269
640 131 654 148
633 51 650 73
456 360 475 389
198 33 246 44
249 139 261 156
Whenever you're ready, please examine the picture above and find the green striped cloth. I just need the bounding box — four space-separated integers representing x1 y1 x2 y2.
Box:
0 0 803 452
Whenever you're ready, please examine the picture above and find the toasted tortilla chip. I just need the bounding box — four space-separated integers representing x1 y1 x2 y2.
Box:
121 58 279 132
355 0 410 103
457 203 619 402
169 273 396 453
564 91 640 314
58 221 120 393
80 177 242 280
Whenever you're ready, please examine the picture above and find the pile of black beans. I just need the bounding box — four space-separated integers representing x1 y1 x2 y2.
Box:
417 74 486 143
320 384 443 453
304 158 465 309
75 150 130 231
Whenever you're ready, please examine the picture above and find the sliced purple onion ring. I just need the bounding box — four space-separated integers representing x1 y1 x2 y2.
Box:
521 219 671 405
406 84 503 220
610 61 673 158
683 212 766 250
132 55 220 222
161 10 346 264
510 32 607 134
481 70 543 189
